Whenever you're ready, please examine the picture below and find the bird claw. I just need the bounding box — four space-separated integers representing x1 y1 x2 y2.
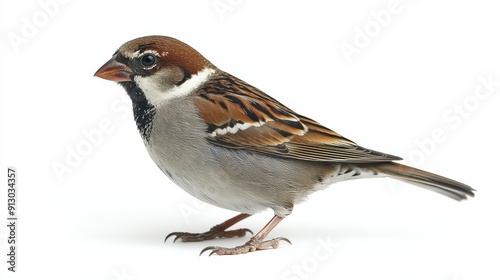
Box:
165 227 253 243
200 237 292 256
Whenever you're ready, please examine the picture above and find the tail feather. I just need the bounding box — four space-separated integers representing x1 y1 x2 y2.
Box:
371 162 475 200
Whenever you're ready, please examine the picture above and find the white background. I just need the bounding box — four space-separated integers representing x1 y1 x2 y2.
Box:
1 1 499 279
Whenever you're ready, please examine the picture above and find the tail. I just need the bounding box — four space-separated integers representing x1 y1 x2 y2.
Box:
369 162 475 200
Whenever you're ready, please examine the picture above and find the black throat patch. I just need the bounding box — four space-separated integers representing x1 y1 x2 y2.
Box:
119 81 156 142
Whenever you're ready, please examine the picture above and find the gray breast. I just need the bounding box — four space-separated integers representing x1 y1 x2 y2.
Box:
142 96 351 216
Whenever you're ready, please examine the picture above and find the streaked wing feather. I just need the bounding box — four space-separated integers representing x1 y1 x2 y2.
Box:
196 73 401 163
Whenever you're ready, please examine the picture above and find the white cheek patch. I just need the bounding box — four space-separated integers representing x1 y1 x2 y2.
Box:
134 67 216 107
134 74 166 105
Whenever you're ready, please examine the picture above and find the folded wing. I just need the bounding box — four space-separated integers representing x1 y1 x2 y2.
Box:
194 73 401 163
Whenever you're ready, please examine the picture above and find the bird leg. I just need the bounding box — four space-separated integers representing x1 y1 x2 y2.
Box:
165 213 252 242
200 215 291 256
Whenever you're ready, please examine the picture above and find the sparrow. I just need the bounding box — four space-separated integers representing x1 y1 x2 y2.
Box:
94 35 475 256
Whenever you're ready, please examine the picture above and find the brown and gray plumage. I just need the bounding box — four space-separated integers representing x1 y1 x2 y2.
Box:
94 35 475 256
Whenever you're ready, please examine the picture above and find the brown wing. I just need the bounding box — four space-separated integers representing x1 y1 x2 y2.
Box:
194 72 401 163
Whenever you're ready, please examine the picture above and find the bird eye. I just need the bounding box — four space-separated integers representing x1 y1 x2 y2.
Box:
139 54 157 68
